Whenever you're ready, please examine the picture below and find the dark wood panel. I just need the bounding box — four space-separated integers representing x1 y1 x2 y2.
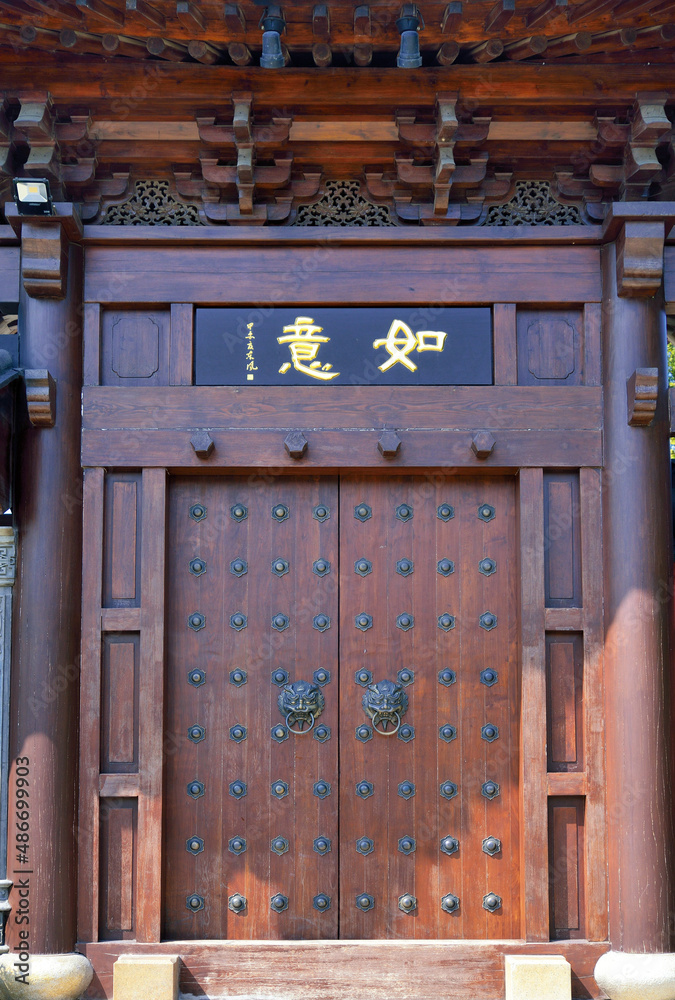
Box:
548 798 585 941
82 938 610 1000
82 385 604 431
84 246 602 304
110 481 138 602
101 634 139 771
81 428 603 471
338 476 520 940
100 309 170 386
163 476 339 941
99 798 137 941
546 633 583 772
517 309 584 386
103 473 142 608
544 472 582 608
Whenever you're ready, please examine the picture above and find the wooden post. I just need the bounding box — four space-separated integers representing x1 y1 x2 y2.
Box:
5 223 82 954
601 237 673 952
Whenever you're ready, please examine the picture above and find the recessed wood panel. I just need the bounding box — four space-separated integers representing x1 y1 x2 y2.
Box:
101 309 170 386
548 798 585 941
99 798 137 941
517 310 583 386
101 634 139 772
543 472 581 608
546 633 583 772
103 473 142 608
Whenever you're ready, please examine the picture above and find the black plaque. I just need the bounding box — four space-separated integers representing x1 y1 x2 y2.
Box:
194 307 493 386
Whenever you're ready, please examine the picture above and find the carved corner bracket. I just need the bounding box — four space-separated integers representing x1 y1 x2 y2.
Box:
616 220 665 297
6 207 82 298
627 368 658 426
24 370 56 427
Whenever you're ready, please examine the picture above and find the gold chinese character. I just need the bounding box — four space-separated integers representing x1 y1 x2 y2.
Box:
373 320 447 372
277 316 340 381
373 320 419 372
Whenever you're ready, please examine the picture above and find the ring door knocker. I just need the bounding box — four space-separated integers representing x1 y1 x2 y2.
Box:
362 679 409 736
278 679 326 734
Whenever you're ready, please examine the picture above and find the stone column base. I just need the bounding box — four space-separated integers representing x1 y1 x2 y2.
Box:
595 951 675 1000
504 955 571 1000
113 956 179 1000
0 953 93 1000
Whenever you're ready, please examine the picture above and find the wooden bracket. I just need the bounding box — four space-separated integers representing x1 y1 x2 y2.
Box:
24 369 56 427
5 204 82 298
627 368 658 426
616 220 665 297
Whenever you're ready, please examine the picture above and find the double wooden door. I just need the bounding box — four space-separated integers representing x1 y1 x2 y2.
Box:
163 473 519 940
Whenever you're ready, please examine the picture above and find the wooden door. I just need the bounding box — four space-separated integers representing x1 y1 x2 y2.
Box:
163 474 519 939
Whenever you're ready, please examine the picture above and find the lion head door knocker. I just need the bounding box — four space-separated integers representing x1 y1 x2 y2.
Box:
362 679 409 736
278 679 325 734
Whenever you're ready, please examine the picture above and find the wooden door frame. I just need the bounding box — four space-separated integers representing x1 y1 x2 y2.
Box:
72 212 675 997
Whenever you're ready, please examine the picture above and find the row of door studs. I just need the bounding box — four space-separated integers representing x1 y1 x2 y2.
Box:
188 557 497 578
188 502 497 524
185 778 501 801
186 610 499 632
184 890 503 914
184 834 501 858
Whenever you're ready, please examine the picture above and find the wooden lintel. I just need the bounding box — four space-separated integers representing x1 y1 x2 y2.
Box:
547 772 587 796
101 606 141 630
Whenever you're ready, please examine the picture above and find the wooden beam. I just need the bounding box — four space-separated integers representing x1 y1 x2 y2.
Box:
146 35 187 60
187 39 222 63
227 40 250 64
125 0 165 29
437 40 460 63
76 0 123 27
353 3 370 35
312 3 329 39
59 26 106 54
485 0 515 32
503 33 547 57
467 37 504 61
441 1 463 32
223 2 244 32
312 41 332 67
526 0 568 29
101 31 148 55
545 31 591 56
176 0 204 32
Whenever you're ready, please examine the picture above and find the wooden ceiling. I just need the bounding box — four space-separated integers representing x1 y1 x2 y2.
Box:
0 1 674 224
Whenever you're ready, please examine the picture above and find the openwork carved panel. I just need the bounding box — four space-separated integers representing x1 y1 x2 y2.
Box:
102 180 204 226
484 181 588 226
293 181 396 227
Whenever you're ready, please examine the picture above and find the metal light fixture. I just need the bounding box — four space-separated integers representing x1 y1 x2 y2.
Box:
396 3 424 68
11 178 53 216
260 5 285 68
